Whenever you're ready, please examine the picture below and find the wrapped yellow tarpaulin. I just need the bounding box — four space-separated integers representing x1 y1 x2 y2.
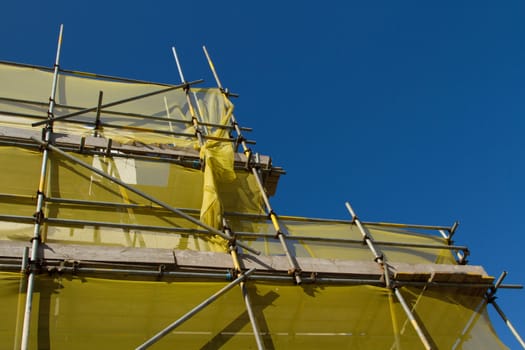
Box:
199 94 236 231
0 272 507 349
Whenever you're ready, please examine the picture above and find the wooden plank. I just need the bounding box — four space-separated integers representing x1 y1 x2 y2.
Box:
0 125 273 167
0 240 492 284
0 125 282 194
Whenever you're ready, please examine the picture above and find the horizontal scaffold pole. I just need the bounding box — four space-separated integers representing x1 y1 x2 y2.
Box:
29 137 260 255
0 216 470 255
0 59 186 86
135 268 256 350
31 79 204 127
0 96 253 131
0 193 463 235
0 258 522 290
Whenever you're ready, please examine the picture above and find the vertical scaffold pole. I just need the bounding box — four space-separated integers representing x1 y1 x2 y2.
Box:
345 202 433 350
487 272 525 349
20 24 64 350
202 46 302 284
29 138 260 255
223 220 265 349
171 47 205 148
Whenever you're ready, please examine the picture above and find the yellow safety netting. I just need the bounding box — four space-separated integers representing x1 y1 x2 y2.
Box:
0 63 240 230
238 219 457 264
0 146 263 252
0 63 509 349
0 143 456 262
0 272 507 349
0 63 229 147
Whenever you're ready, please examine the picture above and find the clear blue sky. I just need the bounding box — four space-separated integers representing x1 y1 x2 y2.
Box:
1 1 524 347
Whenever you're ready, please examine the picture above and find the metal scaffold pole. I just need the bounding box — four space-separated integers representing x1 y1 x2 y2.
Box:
345 202 434 350
171 47 205 147
20 24 64 350
223 219 265 349
135 268 256 350
490 300 525 349
29 137 260 255
487 272 525 349
202 46 302 284
32 80 203 127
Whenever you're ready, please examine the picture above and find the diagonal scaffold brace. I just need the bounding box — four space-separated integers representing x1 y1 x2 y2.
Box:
345 201 434 350
135 267 257 350
29 137 260 256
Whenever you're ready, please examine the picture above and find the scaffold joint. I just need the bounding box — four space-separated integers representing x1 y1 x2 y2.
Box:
26 258 43 274
458 256 468 265
292 269 303 285
457 248 469 265
72 260 80 274
29 236 41 244
244 148 252 169
38 138 49 151
33 210 45 225
310 272 318 282
228 240 238 253
157 264 165 279
487 294 497 303
374 253 384 263
236 134 246 144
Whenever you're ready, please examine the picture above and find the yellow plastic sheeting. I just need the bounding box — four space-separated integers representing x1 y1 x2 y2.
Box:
0 63 231 147
0 272 507 349
0 143 453 260
199 94 236 230
0 144 453 262
0 146 264 252
234 219 457 264
399 286 509 349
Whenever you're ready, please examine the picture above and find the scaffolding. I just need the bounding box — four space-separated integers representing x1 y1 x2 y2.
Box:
0 26 523 350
